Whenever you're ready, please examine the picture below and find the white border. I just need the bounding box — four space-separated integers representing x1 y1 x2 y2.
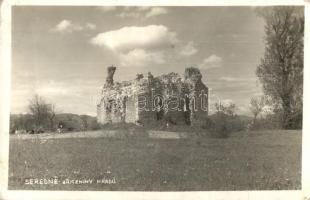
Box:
0 1 309 200
6 0 307 6
0 0 11 199
302 2 310 200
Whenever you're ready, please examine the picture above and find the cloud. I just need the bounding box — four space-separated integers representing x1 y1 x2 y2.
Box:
35 86 68 96
119 49 165 67
90 25 178 52
51 20 83 33
180 41 198 56
221 99 234 106
118 7 168 19
90 24 202 69
11 78 103 115
145 7 168 18
136 6 151 11
199 54 223 69
86 23 97 30
219 76 256 82
51 20 96 33
118 12 140 18
97 6 117 12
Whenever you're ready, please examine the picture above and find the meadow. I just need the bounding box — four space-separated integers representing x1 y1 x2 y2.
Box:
8 129 301 191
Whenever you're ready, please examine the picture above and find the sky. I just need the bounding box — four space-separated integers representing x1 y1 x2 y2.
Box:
11 6 266 116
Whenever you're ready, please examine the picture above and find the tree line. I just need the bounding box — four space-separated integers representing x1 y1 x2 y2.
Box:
10 95 100 134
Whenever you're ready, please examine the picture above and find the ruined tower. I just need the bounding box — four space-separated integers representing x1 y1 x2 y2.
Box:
97 66 208 127
105 65 116 87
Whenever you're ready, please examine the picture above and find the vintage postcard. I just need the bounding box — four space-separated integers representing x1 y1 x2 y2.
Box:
0 0 309 199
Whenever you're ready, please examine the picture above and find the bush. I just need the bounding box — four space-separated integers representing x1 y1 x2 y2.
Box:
89 119 101 130
204 112 246 138
56 114 84 132
211 112 232 138
249 113 282 130
229 116 246 132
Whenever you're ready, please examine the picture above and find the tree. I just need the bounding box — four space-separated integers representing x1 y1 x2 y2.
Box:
211 102 239 138
47 104 56 131
28 94 56 131
214 102 236 117
250 95 268 123
256 7 304 129
9 114 34 133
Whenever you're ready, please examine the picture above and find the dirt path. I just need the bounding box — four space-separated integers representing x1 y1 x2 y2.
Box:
10 130 188 140
10 130 117 140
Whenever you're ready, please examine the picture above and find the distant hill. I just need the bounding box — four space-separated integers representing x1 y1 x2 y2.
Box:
10 113 100 133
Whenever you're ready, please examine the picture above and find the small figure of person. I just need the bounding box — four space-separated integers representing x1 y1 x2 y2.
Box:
57 123 63 134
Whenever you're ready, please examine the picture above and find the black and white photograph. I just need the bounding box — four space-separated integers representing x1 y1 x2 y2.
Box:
0 2 309 199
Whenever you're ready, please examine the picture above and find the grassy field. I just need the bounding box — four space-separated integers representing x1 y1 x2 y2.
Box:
8 129 301 191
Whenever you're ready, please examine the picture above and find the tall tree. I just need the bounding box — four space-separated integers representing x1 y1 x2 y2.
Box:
28 94 56 131
256 7 304 129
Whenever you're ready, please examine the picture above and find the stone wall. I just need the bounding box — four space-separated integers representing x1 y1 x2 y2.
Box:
97 66 209 127
184 67 209 127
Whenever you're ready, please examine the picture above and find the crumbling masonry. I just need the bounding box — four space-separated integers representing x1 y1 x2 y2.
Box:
97 66 209 127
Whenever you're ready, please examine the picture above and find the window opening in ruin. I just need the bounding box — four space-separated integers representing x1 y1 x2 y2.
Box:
155 97 164 121
184 96 191 125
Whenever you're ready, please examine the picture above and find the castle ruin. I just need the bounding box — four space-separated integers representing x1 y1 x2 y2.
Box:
97 66 209 127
